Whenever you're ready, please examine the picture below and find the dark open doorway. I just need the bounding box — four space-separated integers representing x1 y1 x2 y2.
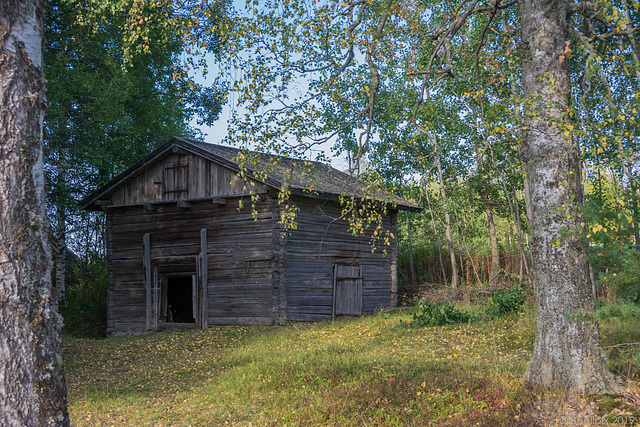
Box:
167 275 195 323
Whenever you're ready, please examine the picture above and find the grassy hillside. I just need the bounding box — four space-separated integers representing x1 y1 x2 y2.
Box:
63 305 640 426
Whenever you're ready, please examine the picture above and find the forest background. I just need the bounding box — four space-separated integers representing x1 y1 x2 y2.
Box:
50 0 640 342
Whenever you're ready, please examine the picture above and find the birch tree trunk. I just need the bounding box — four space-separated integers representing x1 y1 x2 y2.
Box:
423 182 447 284
0 0 70 424
483 198 500 286
519 0 621 393
431 138 458 291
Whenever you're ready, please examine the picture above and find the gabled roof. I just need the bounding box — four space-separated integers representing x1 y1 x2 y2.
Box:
79 137 421 212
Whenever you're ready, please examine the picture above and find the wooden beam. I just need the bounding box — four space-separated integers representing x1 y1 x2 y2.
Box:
332 264 337 321
211 197 227 205
200 228 208 329
177 199 190 208
143 202 157 211
95 200 111 213
143 233 151 331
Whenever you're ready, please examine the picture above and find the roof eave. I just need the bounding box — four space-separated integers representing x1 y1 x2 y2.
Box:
288 187 422 212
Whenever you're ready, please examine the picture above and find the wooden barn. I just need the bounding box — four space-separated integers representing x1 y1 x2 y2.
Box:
80 137 420 334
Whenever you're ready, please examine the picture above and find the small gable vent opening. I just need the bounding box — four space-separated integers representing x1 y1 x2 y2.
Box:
166 275 196 323
163 161 189 199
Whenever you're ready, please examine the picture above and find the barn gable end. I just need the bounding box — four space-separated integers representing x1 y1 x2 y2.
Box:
103 150 265 208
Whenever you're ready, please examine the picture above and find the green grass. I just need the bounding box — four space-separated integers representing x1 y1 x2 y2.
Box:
63 304 640 426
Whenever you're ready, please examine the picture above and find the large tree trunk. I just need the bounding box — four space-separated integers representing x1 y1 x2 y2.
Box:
0 0 69 424
519 0 621 393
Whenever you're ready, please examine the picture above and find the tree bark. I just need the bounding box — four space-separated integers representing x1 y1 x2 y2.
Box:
519 0 621 393
483 198 500 286
0 0 70 424
405 212 416 284
423 182 447 284
431 137 458 291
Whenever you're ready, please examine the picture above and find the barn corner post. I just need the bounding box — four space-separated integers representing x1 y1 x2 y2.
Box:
271 200 287 326
518 0 621 392
143 232 152 331
199 227 208 329
0 0 69 424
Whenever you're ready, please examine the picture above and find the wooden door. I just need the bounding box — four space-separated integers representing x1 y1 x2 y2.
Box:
333 265 362 318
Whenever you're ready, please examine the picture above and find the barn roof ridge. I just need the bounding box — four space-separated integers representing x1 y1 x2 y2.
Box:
79 137 421 212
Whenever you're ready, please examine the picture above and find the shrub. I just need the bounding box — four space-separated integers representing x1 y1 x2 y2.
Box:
59 256 107 339
486 286 527 319
402 298 476 327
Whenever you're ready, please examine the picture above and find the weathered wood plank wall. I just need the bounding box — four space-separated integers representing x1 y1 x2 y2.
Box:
104 149 399 333
105 213 116 333
108 196 278 333
284 196 398 321
205 197 275 325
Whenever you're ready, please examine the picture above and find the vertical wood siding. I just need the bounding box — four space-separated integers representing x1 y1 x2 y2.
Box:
105 213 116 334
110 152 265 206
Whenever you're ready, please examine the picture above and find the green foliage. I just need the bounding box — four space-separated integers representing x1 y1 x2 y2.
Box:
402 298 476 327
44 0 228 258
59 257 107 339
485 287 527 319
593 301 640 320
583 177 640 303
588 302 640 376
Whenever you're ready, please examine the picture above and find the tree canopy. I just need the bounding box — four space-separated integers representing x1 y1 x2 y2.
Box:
214 0 639 393
44 0 230 276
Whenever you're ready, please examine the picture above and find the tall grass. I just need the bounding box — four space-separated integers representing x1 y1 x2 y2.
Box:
63 303 640 425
